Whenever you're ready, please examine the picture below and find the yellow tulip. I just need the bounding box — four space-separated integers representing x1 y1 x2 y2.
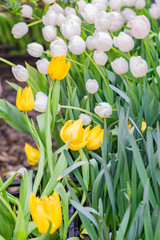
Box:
16 86 34 111
29 191 62 234
25 143 40 166
128 120 147 133
85 125 104 150
48 55 71 80
60 119 88 151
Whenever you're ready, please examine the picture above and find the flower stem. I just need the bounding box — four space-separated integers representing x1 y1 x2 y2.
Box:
66 56 84 67
27 19 42 27
0 57 15 67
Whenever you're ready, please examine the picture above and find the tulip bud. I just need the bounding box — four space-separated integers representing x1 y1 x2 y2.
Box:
43 0 55 3
94 31 113 52
11 22 28 39
64 7 76 16
121 8 136 23
42 10 57 26
80 3 99 24
156 66 160 76
79 113 91 125
68 36 86 55
36 58 49 74
66 14 82 26
131 15 150 39
50 37 68 57
12 65 29 82
42 25 57 42
130 56 148 78
149 4 160 19
21 5 33 18
92 0 108 11
156 0 160 5
111 57 129 75
86 79 99 94
27 42 44 58
25 144 40 166
60 19 81 40
113 32 134 52
109 0 122 10
34 92 48 112
56 13 66 26
49 3 64 15
77 0 87 12
93 50 108 66
107 11 124 32
135 0 146 9
94 102 112 118
86 36 96 51
95 11 111 32
16 87 34 112
122 0 136 6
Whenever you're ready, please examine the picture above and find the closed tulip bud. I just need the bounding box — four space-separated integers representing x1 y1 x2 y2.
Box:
156 0 160 5
56 13 66 26
93 50 108 66
43 0 55 3
94 102 112 118
156 66 160 76
79 113 91 125
121 8 136 23
49 3 64 15
68 36 86 55
50 37 68 57
95 11 111 32
60 19 81 40
27 42 44 58
94 31 113 52
122 0 136 6
92 0 108 11
36 58 49 74
42 25 57 42
109 0 122 11
131 15 150 39
11 22 28 39
34 92 48 112
111 57 129 75
64 7 76 16
12 65 29 82
21 5 33 18
130 56 148 78
42 10 57 26
66 14 82 26
85 125 104 150
113 32 134 52
48 56 71 80
81 4 99 24
107 12 124 32
77 0 87 12
29 191 62 234
135 0 146 9
149 4 160 19
86 79 99 94
141 120 147 133
25 143 40 166
86 36 96 51
16 87 34 111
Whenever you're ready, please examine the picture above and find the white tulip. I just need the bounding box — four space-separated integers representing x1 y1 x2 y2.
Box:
60 19 81 40
131 15 151 39
56 13 66 27
27 42 44 58
113 32 134 52
94 31 113 52
77 0 87 12
11 65 29 82
34 92 48 113
64 7 76 16
156 0 160 5
111 57 129 75
21 5 33 18
93 50 108 66
42 10 57 26
68 36 86 55
135 0 146 9
149 4 160 19
109 0 122 10
86 36 96 51
66 14 82 26
122 0 136 6
156 66 160 76
11 22 28 39
50 37 68 57
95 11 111 32
42 25 57 42
130 56 148 77
36 58 49 75
80 3 99 24
86 79 99 94
121 8 136 23
56 104 61 114
79 113 92 125
43 0 55 3
92 0 108 11
94 102 112 118
49 3 64 14
107 11 124 32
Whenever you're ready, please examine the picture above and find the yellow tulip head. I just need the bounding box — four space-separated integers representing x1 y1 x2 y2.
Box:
48 55 71 80
16 86 34 111
85 125 104 150
29 191 62 234
141 120 147 133
25 143 40 166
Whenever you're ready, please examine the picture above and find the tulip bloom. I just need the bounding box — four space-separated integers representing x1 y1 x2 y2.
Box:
29 191 62 234
16 86 34 111
85 125 104 150
48 56 71 80
25 143 40 166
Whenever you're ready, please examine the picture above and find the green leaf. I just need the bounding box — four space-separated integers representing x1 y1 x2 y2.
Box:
115 205 130 240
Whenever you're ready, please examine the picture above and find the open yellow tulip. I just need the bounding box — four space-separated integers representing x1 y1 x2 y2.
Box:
85 125 104 150
16 86 34 111
29 191 62 234
25 143 40 166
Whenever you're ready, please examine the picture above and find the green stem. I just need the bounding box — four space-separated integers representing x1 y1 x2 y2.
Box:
0 57 15 67
0 195 17 222
81 26 93 34
43 51 52 57
27 19 42 27
66 56 84 67
111 47 129 61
